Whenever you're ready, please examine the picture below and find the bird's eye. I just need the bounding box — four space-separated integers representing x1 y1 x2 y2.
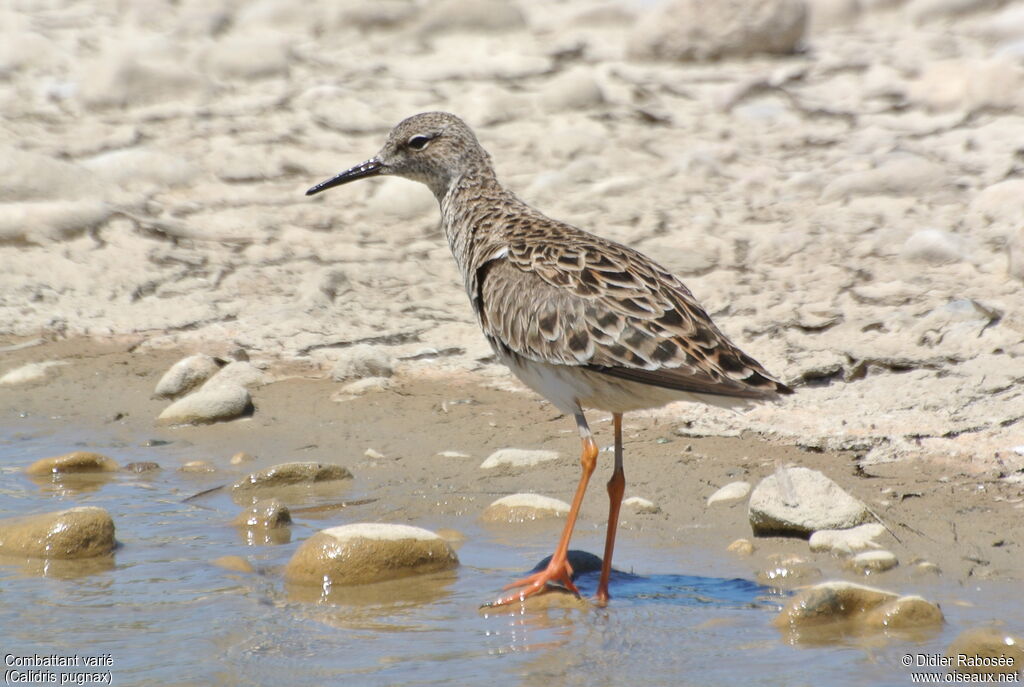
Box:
407 135 432 151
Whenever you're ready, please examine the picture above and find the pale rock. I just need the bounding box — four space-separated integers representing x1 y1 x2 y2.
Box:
157 381 253 425
81 148 198 189
639 234 724 275
207 361 268 391
284 523 459 586
230 452 254 465
332 377 392 399
0 361 67 386
707 481 751 506
26 452 119 475
907 58 1024 112
748 467 871 536
972 4 1024 43
154 354 222 399
539 67 605 112
79 39 207 109
415 0 527 37
330 344 394 380
628 0 807 61
0 31 60 74
623 496 661 514
967 179 1024 229
914 561 942 576
821 155 946 201
0 149 100 202
480 448 560 469
364 448 385 460
438 450 470 458
299 89 390 135
0 201 114 244
809 523 887 554
849 549 899 573
901 228 966 264
209 145 300 183
481 494 571 523
202 32 292 80
0 507 116 559
727 538 755 556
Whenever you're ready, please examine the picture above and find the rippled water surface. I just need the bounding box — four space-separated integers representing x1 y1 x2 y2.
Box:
1 421 1020 687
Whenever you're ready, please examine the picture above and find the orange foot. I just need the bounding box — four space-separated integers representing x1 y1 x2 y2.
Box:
483 556 578 607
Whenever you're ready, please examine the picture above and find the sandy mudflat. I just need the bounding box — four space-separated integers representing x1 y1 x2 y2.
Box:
0 0 1022 587
1 337 1021 588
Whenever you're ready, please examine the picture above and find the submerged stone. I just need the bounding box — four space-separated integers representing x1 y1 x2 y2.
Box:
232 462 353 492
284 523 458 587
25 451 119 475
481 493 570 523
749 467 870 537
0 507 116 559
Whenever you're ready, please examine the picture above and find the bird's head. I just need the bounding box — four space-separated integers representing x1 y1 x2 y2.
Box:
306 111 488 199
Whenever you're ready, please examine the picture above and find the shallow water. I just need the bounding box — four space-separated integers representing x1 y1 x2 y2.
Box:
1 420 1020 687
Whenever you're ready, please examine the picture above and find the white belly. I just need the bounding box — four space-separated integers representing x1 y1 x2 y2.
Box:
498 350 752 416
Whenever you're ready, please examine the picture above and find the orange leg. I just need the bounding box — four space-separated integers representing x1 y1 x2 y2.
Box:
486 425 599 606
596 412 625 605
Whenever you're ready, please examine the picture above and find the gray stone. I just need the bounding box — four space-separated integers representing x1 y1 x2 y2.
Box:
154 354 222 399
901 229 966 264
329 344 394 380
623 496 661 514
207 361 268 391
707 480 751 506
849 550 899 573
629 0 807 62
157 381 252 425
748 467 871 537
0 361 66 385
809 523 888 554
480 448 560 469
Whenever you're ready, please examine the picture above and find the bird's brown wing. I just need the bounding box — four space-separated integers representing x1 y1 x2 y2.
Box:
475 231 790 400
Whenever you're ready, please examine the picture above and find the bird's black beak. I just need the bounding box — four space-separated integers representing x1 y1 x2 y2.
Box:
305 158 383 196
